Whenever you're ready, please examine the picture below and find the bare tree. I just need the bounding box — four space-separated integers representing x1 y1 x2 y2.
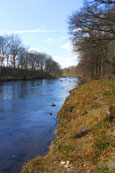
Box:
45 57 61 76
8 34 22 69
18 47 26 70
0 36 9 67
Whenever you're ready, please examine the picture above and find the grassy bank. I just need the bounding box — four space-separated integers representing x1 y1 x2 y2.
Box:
22 75 115 173
0 75 57 82
0 66 59 82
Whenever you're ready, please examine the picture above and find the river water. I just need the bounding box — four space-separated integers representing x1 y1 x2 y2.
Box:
0 77 79 173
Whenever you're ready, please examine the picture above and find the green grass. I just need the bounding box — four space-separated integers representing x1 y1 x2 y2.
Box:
102 91 112 96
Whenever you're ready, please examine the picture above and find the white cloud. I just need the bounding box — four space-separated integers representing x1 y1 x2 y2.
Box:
60 36 69 40
46 38 53 42
53 55 78 68
0 29 66 35
73 28 81 32
27 48 41 53
60 42 73 51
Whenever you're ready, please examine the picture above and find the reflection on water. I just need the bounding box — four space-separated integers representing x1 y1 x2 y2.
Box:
0 77 79 173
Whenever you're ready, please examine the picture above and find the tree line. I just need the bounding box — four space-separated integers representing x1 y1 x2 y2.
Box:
0 34 61 80
68 0 115 78
62 66 77 76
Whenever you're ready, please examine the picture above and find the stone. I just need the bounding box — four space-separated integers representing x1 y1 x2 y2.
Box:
49 112 52 115
50 103 56 107
105 105 115 122
74 128 91 139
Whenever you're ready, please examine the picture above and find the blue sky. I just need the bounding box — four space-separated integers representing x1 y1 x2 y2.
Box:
0 0 83 68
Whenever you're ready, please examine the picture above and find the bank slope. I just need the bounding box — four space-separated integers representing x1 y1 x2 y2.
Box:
22 75 115 173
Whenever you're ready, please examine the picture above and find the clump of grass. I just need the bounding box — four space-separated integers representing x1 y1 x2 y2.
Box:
93 130 111 159
95 165 110 173
102 91 111 96
90 103 101 109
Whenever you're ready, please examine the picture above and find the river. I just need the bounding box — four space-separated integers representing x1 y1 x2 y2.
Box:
0 77 79 173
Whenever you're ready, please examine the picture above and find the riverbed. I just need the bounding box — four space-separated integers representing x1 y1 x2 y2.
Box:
0 77 79 173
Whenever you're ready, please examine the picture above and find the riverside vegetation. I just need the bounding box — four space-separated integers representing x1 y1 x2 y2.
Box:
0 34 61 81
22 75 115 173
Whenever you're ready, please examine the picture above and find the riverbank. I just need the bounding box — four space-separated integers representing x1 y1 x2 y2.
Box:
0 75 57 82
22 75 115 173
0 66 61 82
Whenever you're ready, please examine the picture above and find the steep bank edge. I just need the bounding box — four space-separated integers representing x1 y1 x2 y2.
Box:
22 75 115 173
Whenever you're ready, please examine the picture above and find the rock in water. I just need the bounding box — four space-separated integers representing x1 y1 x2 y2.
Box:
50 103 56 107
49 112 52 115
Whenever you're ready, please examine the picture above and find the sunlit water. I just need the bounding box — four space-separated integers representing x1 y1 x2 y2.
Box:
0 77 79 173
